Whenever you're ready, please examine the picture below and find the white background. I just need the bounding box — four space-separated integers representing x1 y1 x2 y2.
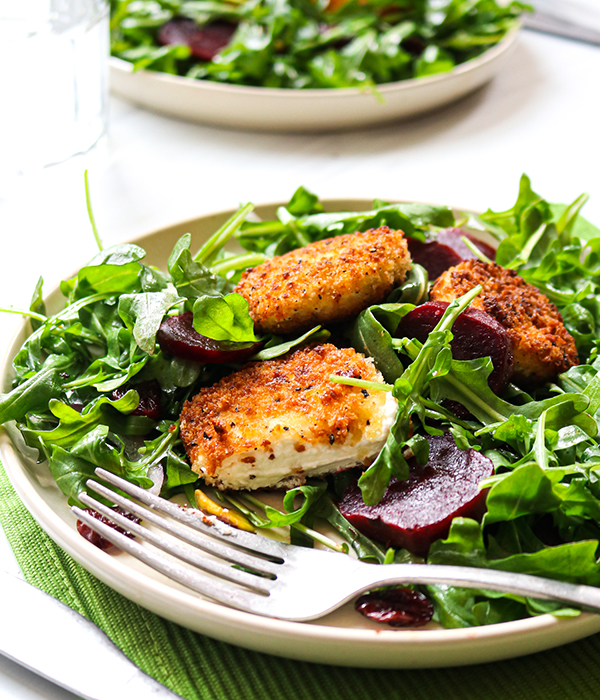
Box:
1 22 600 699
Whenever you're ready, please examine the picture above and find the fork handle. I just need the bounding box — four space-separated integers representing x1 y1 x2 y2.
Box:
351 562 600 613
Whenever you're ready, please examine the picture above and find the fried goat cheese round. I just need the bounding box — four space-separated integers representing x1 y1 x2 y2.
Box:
234 226 411 335
430 260 578 385
179 344 397 491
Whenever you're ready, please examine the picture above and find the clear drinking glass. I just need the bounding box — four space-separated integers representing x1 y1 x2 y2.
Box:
0 0 109 176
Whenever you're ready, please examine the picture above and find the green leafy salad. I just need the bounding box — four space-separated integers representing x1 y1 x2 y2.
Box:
3 175 600 629
110 0 527 90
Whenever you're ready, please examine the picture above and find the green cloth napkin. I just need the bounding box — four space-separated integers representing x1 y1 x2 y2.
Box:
2 460 600 700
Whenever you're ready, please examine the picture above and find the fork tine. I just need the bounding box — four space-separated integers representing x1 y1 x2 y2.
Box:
75 495 275 593
72 505 270 611
84 480 280 578
93 468 286 561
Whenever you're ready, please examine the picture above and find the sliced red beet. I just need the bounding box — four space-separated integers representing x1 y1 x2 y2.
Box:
407 239 461 281
339 434 493 557
355 588 434 628
111 379 162 420
76 508 140 551
407 228 496 280
157 311 263 363
397 301 514 394
158 17 237 61
438 228 496 262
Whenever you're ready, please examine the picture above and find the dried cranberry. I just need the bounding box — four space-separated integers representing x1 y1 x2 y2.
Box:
157 311 263 364
69 399 85 413
76 508 140 551
111 379 162 420
158 17 236 61
356 587 434 628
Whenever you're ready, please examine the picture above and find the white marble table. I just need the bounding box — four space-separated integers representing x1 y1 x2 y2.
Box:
1 26 600 698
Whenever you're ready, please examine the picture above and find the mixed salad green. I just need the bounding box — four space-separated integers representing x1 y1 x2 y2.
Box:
2 174 600 629
110 0 527 90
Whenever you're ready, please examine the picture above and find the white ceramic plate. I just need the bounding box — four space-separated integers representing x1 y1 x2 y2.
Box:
109 30 519 132
3 199 600 669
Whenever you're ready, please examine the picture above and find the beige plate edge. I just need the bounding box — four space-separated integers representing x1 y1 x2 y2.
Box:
109 29 520 131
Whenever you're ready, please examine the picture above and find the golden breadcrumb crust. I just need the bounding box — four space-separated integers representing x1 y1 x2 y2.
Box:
431 260 578 385
180 344 388 479
234 226 411 335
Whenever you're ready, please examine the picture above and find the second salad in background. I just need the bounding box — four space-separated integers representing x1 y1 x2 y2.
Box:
110 0 527 89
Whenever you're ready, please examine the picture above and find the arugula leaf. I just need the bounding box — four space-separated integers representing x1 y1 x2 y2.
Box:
286 186 325 216
118 290 180 354
48 445 99 505
49 434 153 505
167 233 227 302
86 243 146 267
63 326 149 392
194 203 254 266
263 481 327 527
162 451 199 496
73 263 143 299
430 518 600 587
351 302 414 383
192 293 257 342
385 263 429 305
251 326 329 361
27 393 140 448
28 277 46 331
237 199 454 255
483 464 562 525
312 495 386 563
414 45 455 77
0 355 72 424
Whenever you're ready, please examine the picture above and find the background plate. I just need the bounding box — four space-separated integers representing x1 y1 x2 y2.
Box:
109 30 519 133
3 199 600 668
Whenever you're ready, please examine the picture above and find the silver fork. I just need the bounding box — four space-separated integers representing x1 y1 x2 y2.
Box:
72 468 600 621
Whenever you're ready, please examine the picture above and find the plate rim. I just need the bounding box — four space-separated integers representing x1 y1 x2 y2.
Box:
3 197 600 668
109 25 519 98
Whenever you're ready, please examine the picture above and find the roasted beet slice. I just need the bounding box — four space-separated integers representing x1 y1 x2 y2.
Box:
407 238 462 281
157 311 262 363
438 228 496 262
76 508 140 551
407 228 496 281
356 588 434 628
158 17 236 61
111 380 162 420
339 434 493 556
397 301 514 394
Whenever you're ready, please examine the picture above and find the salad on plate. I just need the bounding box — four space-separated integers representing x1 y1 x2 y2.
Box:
110 0 527 90
2 174 600 631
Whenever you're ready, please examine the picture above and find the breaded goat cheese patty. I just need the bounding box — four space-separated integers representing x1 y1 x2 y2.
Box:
431 260 578 385
234 226 411 335
179 344 397 491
